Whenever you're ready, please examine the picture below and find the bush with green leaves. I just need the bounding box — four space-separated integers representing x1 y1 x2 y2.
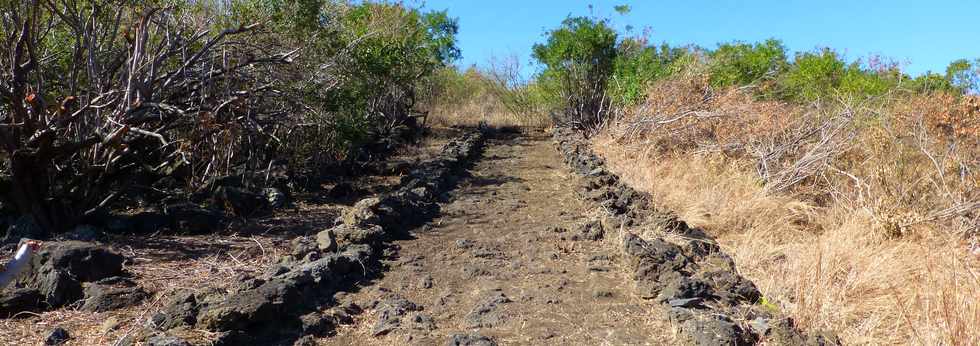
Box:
945 58 980 94
532 16 618 132
709 39 788 89
218 0 459 171
610 40 688 106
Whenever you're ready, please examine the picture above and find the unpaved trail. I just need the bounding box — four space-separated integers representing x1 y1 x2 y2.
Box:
323 132 677 345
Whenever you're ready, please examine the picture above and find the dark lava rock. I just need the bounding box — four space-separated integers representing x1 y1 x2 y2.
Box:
0 288 42 318
372 295 422 336
162 203 224 233
410 313 437 331
447 333 498 346
196 275 311 331
465 292 511 328
329 223 385 246
656 277 712 303
81 284 149 312
211 186 270 217
341 198 382 226
44 327 70 345
36 269 84 308
145 333 192 346
32 241 125 283
681 316 753 346
16 241 127 309
196 248 366 332
621 233 690 299
575 220 605 241
153 290 201 330
290 236 318 259
300 312 335 336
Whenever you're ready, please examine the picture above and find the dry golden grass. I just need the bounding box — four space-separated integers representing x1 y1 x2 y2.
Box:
596 74 980 345
427 98 549 130
426 77 550 130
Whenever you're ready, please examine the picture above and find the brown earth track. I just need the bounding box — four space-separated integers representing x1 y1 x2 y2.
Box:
321 132 678 345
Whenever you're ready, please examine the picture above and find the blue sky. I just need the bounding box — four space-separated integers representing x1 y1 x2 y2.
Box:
418 0 980 76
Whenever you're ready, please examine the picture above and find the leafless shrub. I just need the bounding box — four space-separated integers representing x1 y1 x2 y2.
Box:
0 1 294 234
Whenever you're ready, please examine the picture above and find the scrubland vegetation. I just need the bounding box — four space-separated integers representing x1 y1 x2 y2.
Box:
488 10 979 345
0 0 459 236
2 1 977 344
430 7 978 344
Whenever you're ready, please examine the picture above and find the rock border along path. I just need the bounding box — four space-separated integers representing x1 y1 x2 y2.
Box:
322 131 678 346
141 129 487 345
554 128 841 346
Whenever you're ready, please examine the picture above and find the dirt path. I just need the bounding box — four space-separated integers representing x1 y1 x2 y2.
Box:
322 132 676 345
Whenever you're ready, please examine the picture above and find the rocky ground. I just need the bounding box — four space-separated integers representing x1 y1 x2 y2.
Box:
322 131 678 345
0 127 838 345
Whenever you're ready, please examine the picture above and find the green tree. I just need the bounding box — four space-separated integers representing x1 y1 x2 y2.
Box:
709 39 788 88
778 48 847 101
532 16 618 131
946 58 979 93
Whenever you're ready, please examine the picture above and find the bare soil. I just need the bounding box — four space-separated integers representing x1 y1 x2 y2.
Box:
1 130 681 345
321 132 677 345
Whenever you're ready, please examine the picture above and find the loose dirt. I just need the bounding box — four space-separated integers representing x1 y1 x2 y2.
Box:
322 132 678 345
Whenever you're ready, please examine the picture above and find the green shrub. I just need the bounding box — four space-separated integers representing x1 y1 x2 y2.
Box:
908 72 958 94
532 16 618 131
709 39 788 88
777 48 848 101
945 58 980 94
610 41 688 106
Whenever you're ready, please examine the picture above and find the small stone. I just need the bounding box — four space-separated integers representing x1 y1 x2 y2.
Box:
749 317 771 335
44 327 70 345
100 316 121 333
455 239 474 249
262 188 287 209
145 333 192 346
446 333 498 346
316 229 338 252
592 290 614 298
668 298 703 308
420 274 433 289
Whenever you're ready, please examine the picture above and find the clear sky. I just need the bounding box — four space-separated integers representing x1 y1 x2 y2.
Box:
418 0 980 76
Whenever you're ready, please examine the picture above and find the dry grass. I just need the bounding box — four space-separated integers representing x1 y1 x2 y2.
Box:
595 74 980 345
427 96 549 130
0 232 291 345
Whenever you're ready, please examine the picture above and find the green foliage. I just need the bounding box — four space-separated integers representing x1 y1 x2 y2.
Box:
946 58 980 93
245 0 460 160
533 17 618 78
777 48 848 101
908 72 958 94
532 16 618 130
610 41 687 105
709 39 788 88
